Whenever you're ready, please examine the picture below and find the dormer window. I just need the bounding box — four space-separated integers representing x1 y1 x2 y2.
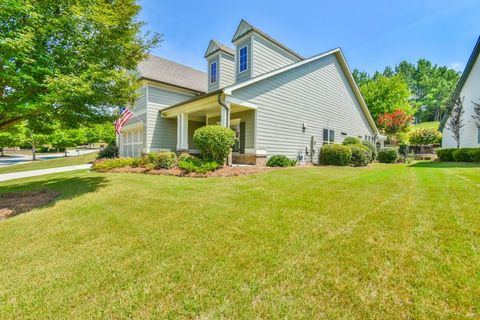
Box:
239 46 248 72
210 62 217 84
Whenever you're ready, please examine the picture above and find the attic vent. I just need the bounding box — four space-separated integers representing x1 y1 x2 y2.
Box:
341 132 347 136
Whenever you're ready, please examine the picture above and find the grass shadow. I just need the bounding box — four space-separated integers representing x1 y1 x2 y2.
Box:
408 161 480 168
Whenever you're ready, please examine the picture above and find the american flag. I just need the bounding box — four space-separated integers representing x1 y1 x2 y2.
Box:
115 107 133 134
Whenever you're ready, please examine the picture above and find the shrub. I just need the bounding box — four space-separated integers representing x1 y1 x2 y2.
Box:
350 145 370 167
470 148 480 162
342 136 362 146
409 128 442 146
267 155 296 167
320 144 352 166
436 148 455 162
377 148 398 163
193 125 236 164
178 152 193 162
178 157 220 174
362 140 377 161
147 151 177 169
92 157 141 172
452 148 474 162
97 143 118 159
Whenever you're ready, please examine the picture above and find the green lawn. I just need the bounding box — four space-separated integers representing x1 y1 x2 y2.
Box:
0 153 97 174
0 163 479 319
412 121 440 130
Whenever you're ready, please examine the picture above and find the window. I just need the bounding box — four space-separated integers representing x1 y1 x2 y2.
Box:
323 129 335 144
239 46 248 73
210 62 217 84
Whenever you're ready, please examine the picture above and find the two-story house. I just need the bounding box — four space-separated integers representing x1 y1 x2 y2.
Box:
118 19 382 164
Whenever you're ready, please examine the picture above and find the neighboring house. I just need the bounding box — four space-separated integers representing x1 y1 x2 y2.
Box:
118 19 382 164
440 36 480 148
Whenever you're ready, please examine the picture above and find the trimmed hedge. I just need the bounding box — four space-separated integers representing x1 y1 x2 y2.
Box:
350 145 370 167
193 125 236 164
436 148 455 161
343 136 362 146
266 155 296 167
436 148 480 162
320 144 352 166
377 148 398 163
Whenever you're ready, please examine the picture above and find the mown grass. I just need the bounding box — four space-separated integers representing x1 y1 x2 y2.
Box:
0 162 479 319
0 153 97 174
412 121 440 130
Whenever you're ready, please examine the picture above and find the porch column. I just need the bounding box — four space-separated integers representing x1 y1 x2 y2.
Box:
220 103 231 128
176 113 189 150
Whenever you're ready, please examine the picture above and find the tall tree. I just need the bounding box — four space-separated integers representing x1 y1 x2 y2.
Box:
359 75 414 123
352 69 371 87
445 97 465 149
0 0 160 130
0 125 24 156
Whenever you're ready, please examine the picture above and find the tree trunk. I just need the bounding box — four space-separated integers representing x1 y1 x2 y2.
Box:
65 149 68 157
32 145 36 161
1 148 4 157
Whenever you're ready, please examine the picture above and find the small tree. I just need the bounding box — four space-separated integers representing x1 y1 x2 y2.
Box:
472 99 480 127
0 126 24 156
445 97 465 149
52 129 85 156
377 109 413 145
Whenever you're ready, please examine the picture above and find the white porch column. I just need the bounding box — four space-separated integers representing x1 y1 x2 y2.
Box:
220 103 231 128
176 113 189 150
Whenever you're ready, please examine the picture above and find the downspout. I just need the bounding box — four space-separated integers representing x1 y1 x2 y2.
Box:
217 91 232 165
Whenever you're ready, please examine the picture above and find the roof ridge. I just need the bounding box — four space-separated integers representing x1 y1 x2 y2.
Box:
146 54 206 75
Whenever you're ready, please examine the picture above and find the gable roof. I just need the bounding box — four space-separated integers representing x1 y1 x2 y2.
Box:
439 36 480 131
223 48 379 134
137 55 207 93
204 40 235 58
231 19 304 60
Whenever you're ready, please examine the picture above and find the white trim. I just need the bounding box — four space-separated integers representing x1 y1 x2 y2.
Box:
224 48 378 134
239 45 249 73
255 149 267 156
143 80 201 96
225 96 257 109
209 61 218 84
244 148 256 154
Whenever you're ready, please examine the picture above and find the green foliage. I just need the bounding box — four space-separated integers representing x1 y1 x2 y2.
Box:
147 152 177 169
0 0 161 131
177 157 220 174
97 143 119 159
362 140 377 161
359 75 414 123
91 157 141 172
0 125 24 155
266 155 296 167
408 128 442 146
177 152 193 162
436 148 455 162
193 125 236 164
350 145 370 167
320 144 352 166
51 129 86 154
377 148 399 163
342 136 362 146
452 148 474 162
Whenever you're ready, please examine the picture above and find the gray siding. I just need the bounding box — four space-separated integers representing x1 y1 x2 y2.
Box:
133 86 147 113
207 109 255 150
188 120 206 149
235 38 252 83
231 54 376 162
219 53 235 88
146 85 197 151
251 35 300 77
207 56 220 92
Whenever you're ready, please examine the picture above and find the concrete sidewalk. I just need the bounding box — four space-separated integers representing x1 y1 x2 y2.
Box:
0 164 92 183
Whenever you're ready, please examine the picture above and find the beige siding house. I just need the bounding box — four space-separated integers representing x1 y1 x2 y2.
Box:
118 19 381 164
440 37 480 148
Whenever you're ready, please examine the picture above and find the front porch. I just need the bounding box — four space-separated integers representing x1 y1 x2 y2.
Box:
161 93 263 165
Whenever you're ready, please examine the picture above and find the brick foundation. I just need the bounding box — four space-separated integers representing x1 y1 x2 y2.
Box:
232 154 266 166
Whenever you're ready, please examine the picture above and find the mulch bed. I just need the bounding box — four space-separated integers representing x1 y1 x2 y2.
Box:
0 190 61 220
105 165 275 178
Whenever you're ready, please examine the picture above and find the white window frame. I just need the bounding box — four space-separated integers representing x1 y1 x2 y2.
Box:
323 129 335 144
121 127 144 157
239 45 248 73
210 62 217 84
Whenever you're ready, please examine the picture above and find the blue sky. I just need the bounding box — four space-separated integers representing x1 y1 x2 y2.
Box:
138 0 479 75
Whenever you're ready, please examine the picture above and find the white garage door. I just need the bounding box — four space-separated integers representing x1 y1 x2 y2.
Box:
120 127 144 157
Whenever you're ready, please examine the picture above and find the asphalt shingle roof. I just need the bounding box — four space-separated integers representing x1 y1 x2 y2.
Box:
137 55 207 93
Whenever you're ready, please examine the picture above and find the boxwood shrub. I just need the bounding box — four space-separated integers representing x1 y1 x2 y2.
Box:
178 157 220 174
266 155 296 167
377 148 398 163
97 143 118 159
436 148 455 161
452 148 474 162
342 136 362 146
193 125 236 164
320 144 352 166
147 151 177 169
350 145 370 167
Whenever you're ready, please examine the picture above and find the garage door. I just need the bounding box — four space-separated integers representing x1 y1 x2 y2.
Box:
120 127 144 157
